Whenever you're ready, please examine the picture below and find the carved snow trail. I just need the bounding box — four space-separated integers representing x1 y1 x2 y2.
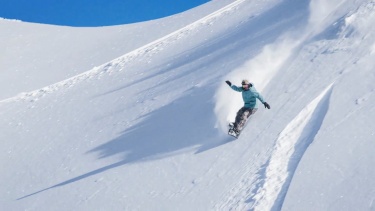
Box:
249 83 334 210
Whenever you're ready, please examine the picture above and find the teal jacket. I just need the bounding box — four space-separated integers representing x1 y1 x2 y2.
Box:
231 85 265 108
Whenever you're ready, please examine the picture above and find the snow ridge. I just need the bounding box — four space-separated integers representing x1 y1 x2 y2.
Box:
0 0 247 104
249 83 334 210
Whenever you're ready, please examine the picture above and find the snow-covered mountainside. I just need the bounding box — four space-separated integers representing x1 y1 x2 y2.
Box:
0 0 233 100
1 0 375 210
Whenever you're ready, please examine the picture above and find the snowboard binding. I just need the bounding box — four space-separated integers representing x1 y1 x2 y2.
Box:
228 122 240 138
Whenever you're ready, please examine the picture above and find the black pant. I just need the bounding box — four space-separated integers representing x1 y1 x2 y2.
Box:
234 107 257 131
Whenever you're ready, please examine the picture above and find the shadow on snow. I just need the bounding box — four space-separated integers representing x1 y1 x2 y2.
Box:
17 85 233 200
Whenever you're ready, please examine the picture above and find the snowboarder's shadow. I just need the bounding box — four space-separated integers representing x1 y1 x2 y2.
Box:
89 85 225 164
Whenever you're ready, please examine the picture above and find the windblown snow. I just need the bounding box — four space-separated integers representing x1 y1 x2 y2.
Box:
1 0 375 210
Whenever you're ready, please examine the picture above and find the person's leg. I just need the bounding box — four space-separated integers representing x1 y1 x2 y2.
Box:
234 107 250 131
233 107 245 130
235 108 258 132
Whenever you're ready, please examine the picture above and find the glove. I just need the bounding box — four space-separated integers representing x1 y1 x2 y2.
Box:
264 102 271 109
225 80 232 86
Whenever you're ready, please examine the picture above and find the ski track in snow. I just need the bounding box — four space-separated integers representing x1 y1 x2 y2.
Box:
0 0 247 104
248 83 334 210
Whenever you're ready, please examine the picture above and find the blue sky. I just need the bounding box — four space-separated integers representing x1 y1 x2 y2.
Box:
0 0 210 26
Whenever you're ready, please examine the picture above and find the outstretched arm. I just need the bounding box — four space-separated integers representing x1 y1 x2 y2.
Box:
225 81 243 92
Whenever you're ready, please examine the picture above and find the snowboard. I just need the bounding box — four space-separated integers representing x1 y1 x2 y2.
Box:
228 122 240 138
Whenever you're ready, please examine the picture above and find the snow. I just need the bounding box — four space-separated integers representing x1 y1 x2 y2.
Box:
1 0 375 210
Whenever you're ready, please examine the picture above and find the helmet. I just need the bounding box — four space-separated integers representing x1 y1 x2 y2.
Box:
241 79 249 85
241 79 253 87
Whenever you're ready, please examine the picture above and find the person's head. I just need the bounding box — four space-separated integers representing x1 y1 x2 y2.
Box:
241 79 252 90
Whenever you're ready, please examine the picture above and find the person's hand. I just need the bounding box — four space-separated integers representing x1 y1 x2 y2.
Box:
264 102 271 109
225 81 231 86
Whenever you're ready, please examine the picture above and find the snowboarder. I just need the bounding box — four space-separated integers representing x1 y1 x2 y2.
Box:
225 79 270 137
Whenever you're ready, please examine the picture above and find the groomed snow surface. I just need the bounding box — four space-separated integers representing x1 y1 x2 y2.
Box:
1 0 375 210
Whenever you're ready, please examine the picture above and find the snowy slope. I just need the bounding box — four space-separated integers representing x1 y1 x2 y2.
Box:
0 0 233 100
1 0 375 210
